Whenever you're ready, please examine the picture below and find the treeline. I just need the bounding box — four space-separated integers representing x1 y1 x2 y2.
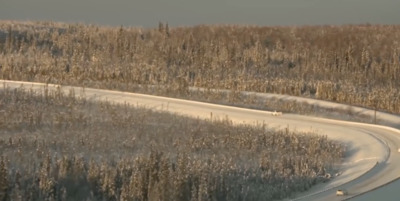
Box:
0 87 344 200
0 21 399 114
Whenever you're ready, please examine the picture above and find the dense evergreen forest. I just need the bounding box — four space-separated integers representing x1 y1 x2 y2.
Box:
0 21 399 114
1 20 398 200
0 87 343 200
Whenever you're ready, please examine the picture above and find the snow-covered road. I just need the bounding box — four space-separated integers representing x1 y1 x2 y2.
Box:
2 80 400 201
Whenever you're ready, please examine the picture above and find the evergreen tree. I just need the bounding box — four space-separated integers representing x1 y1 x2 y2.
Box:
0 158 8 201
158 22 164 33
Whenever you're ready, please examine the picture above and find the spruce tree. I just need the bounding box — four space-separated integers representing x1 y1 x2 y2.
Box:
0 158 9 201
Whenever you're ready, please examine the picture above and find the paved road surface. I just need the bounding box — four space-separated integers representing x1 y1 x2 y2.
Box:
348 178 400 201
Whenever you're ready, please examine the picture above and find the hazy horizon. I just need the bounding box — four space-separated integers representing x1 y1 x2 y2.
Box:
1 0 399 27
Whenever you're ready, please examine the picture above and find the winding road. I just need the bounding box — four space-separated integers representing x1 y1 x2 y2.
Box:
2 80 400 201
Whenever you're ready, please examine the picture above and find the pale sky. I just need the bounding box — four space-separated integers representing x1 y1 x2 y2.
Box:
1 0 399 27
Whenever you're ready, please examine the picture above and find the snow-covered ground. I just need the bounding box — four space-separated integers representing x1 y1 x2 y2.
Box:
2 80 400 201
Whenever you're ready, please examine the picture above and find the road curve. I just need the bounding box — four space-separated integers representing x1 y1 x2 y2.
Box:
2 80 400 201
